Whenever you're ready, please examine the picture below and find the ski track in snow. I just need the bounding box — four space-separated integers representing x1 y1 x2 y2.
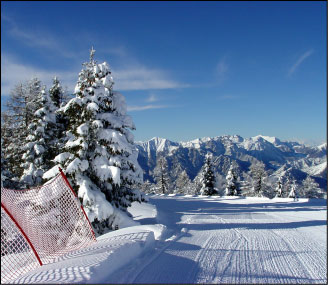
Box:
111 196 327 284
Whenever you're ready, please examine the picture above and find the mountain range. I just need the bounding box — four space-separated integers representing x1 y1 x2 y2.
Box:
135 135 327 189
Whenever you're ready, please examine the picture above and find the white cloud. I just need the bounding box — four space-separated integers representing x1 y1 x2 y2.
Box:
113 66 187 91
1 54 77 96
1 54 187 98
127 104 169 112
287 49 314 77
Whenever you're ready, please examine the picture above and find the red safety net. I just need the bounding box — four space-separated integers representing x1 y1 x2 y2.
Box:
1 171 96 283
1 205 41 283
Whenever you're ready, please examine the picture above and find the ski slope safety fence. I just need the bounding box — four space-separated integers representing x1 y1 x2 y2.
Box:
1 169 96 283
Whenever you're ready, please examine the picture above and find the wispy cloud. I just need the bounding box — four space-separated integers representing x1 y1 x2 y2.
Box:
287 49 314 77
216 56 229 83
113 66 187 91
1 54 78 96
127 104 170 112
2 14 188 92
1 54 187 98
2 14 79 59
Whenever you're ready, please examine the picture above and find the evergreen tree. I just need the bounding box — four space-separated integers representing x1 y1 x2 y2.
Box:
284 172 293 198
248 162 268 197
153 156 170 194
175 170 192 195
49 76 65 108
20 87 57 187
2 79 42 178
192 170 203 195
140 179 154 194
275 176 283 197
225 165 240 196
49 76 69 165
200 154 216 196
288 180 297 199
299 176 324 198
52 48 144 234
1 138 18 188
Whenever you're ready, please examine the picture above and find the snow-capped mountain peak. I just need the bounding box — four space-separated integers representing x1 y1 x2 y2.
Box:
135 134 327 189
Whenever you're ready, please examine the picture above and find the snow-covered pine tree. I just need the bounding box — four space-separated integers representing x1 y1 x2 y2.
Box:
153 156 170 194
249 162 267 197
2 79 42 178
50 48 144 235
49 76 65 108
20 87 57 187
140 179 154 194
288 180 297 199
284 172 293 198
175 170 192 195
1 138 18 188
200 154 216 196
299 176 324 198
275 176 283 197
192 170 203 195
48 76 69 163
225 164 240 196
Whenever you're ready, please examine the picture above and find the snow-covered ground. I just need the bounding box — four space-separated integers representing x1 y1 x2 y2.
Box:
9 195 327 284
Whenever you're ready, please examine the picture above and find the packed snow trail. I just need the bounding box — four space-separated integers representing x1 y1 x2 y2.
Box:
111 196 327 284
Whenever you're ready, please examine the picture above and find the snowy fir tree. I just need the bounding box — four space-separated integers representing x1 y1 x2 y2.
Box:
225 164 240 196
299 176 325 198
1 138 17 188
140 179 155 194
153 156 170 194
49 48 144 234
49 76 65 108
175 170 192 195
275 176 283 197
20 87 57 187
200 154 216 196
2 79 43 179
248 162 268 197
288 180 297 199
192 170 203 195
49 76 69 159
284 172 293 198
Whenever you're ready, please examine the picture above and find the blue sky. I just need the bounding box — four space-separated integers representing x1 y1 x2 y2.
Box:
1 1 326 144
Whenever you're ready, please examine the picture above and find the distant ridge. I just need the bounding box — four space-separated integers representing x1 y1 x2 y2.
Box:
135 135 327 190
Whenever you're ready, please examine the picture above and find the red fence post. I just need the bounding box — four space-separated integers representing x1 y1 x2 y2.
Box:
58 168 97 241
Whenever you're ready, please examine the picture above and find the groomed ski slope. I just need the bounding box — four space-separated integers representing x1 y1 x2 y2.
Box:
112 196 327 284
10 196 327 284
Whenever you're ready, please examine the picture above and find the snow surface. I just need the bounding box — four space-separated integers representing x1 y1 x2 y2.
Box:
8 196 327 284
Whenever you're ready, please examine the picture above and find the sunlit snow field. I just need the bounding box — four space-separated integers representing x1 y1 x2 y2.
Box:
10 195 327 284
